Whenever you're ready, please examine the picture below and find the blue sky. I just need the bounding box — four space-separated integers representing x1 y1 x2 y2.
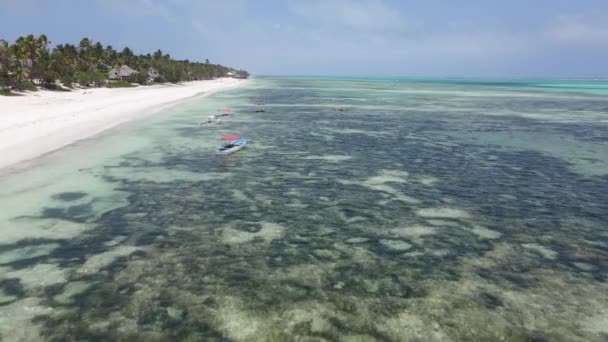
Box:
1 0 608 77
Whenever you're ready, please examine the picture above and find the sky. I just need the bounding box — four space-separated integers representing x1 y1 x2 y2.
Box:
1 0 608 78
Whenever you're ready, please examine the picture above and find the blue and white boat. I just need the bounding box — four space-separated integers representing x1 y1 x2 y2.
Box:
216 135 247 155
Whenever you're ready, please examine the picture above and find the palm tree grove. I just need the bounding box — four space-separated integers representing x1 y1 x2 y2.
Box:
0 34 249 94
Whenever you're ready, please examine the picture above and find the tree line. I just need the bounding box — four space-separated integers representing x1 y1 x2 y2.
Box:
0 34 249 91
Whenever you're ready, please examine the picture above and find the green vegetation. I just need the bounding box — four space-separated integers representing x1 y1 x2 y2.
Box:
0 89 22 96
0 34 248 91
106 80 136 88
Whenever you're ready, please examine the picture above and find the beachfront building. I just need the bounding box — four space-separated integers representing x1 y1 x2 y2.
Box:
226 70 249 79
108 65 138 81
148 67 160 82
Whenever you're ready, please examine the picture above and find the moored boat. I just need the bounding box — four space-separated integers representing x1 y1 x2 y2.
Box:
200 114 222 126
216 135 246 155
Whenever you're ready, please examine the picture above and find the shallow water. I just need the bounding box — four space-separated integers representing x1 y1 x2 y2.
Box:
1 78 608 341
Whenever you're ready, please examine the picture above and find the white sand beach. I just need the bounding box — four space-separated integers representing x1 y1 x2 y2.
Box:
0 78 247 171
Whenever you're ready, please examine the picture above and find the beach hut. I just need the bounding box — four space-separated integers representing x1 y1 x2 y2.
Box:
108 65 139 81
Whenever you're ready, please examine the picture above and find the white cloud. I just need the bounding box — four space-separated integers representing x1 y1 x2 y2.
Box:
547 15 608 44
288 0 405 32
0 0 44 15
171 0 248 19
95 0 174 21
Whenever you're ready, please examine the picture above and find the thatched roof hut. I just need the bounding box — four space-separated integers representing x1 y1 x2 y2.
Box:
108 65 138 80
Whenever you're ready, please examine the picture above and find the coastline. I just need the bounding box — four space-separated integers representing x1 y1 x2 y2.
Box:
0 78 248 172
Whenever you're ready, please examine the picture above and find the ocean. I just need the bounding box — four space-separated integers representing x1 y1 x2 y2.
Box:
1 77 607 341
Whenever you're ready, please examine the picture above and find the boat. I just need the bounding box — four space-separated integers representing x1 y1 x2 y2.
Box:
219 107 234 115
216 135 247 155
214 107 235 118
200 114 222 126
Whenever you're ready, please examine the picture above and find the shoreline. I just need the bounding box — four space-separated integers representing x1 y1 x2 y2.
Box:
0 78 248 172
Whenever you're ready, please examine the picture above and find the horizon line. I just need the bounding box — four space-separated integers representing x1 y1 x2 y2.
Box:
251 75 608 81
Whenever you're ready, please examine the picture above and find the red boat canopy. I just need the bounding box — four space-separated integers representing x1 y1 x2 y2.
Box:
221 135 241 140
220 107 232 112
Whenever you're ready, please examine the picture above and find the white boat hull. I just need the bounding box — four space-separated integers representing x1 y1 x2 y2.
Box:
216 139 247 155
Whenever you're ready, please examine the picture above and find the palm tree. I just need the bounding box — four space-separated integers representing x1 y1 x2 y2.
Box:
153 49 162 60
93 42 103 67
31 34 50 85
103 45 117 66
36 35 48 56
0 40 14 89
78 38 94 72
10 36 34 88
13 63 30 88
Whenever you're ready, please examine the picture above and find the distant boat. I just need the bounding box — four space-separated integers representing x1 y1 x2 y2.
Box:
216 107 236 118
216 135 246 155
200 114 222 126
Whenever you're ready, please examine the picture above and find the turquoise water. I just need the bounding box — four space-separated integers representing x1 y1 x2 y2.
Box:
274 76 608 94
1 78 608 341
